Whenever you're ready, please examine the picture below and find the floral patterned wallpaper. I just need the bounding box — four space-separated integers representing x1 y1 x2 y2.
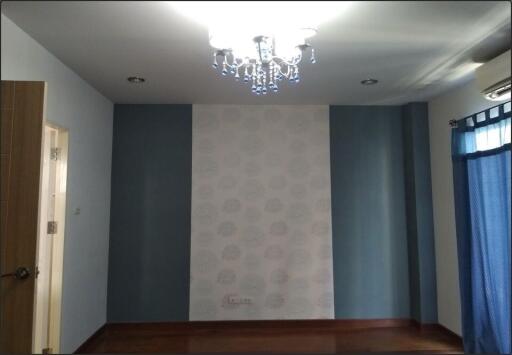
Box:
190 105 334 320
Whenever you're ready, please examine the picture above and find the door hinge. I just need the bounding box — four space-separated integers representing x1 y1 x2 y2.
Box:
47 221 58 235
42 347 52 354
50 147 61 160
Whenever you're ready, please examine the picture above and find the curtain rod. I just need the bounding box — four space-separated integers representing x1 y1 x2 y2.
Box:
449 101 510 127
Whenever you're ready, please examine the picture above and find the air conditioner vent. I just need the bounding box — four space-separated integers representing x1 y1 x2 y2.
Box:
475 50 511 102
483 77 511 101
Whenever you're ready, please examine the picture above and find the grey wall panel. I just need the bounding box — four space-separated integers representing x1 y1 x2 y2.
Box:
402 103 438 324
107 104 192 322
330 106 410 318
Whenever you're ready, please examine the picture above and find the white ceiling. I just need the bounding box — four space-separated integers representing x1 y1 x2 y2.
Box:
2 1 510 105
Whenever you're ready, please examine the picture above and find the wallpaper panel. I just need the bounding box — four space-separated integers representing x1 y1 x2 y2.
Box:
190 105 334 320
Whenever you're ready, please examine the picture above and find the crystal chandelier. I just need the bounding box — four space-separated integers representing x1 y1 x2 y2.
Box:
170 2 350 94
210 31 317 95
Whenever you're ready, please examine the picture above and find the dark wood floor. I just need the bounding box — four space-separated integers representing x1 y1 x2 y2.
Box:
76 320 463 354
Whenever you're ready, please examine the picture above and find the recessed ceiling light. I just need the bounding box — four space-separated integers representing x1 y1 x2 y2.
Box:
127 76 145 83
361 78 378 85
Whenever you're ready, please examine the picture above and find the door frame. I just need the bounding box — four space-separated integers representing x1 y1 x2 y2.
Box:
32 122 69 354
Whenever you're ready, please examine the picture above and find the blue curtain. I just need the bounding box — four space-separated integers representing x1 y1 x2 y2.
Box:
452 102 511 354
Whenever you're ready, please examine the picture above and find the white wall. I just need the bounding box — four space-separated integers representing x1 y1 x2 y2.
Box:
428 79 497 335
1 14 113 353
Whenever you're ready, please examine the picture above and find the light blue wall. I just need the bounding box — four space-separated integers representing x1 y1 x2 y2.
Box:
1 15 114 352
330 106 411 318
107 105 192 322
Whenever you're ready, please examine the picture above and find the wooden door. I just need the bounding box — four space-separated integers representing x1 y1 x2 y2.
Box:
1 81 46 353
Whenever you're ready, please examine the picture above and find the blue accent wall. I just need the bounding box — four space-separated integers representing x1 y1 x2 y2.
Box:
330 106 411 318
107 104 192 322
105 103 436 323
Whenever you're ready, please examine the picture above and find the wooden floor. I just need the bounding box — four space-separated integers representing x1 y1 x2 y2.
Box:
76 320 463 353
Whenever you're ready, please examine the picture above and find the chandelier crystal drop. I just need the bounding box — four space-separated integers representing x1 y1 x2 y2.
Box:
210 33 317 95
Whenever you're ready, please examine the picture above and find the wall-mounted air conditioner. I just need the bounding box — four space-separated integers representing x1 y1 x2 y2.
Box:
475 49 511 101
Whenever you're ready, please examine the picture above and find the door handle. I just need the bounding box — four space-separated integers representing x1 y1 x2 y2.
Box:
1 267 31 280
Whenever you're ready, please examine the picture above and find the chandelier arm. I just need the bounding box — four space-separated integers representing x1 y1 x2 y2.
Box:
275 51 303 67
275 61 292 77
234 57 248 70
271 59 301 78
224 51 238 70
